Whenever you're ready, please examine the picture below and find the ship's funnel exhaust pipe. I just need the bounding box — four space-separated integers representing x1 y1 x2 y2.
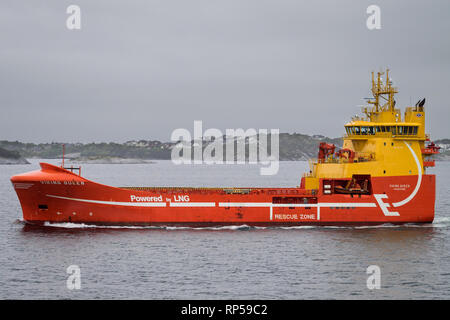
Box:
418 98 426 107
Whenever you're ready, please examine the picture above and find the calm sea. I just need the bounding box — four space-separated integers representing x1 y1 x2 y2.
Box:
1 159 449 299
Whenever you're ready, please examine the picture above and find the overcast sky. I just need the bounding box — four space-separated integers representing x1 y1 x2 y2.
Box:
1 0 449 143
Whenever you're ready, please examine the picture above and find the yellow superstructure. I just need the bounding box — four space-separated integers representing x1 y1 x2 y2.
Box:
303 69 432 190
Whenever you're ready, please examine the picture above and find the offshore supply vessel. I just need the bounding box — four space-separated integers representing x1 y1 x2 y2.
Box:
11 70 440 226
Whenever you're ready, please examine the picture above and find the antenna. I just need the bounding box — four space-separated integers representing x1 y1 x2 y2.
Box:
62 144 65 168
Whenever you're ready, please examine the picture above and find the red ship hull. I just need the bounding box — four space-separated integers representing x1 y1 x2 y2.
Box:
11 163 435 226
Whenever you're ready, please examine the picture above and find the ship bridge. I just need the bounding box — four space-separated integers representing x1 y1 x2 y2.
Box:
344 122 420 139
301 69 438 192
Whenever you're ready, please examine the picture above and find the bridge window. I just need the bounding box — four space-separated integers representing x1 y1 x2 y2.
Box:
352 125 419 136
348 126 381 135
392 126 419 136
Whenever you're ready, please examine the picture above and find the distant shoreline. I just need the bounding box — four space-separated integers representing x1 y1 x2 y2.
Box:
1 135 449 163
65 157 156 164
0 157 29 165
0 146 30 164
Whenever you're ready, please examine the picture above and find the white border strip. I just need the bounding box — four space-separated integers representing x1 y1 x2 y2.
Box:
46 195 167 207
170 202 216 207
219 202 376 208
46 195 377 221
219 201 376 221
219 202 272 207
319 203 377 208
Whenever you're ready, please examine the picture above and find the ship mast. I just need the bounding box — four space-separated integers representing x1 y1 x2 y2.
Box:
366 69 398 118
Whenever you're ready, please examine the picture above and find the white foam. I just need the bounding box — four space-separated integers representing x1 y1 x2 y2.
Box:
43 222 140 229
434 217 450 223
41 222 255 231
26 218 450 230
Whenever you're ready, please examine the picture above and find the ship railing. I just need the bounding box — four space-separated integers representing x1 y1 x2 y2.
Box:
345 133 425 140
353 152 376 162
303 159 316 177
64 166 81 176
303 171 314 178
345 133 391 138
313 152 376 164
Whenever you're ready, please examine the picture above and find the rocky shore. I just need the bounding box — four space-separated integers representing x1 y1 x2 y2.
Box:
0 147 29 165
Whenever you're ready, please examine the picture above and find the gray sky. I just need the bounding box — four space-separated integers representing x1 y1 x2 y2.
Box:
1 0 449 143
